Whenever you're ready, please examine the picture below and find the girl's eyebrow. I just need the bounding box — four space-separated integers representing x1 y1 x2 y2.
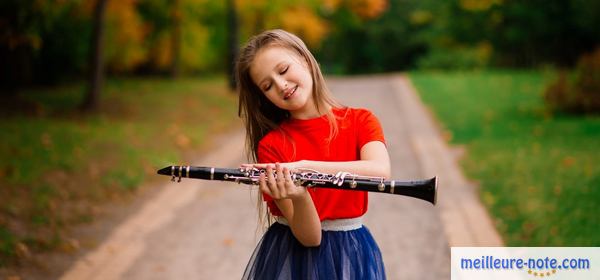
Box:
257 62 286 86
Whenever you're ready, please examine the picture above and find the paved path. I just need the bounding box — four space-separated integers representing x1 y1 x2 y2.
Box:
327 75 450 279
60 75 501 280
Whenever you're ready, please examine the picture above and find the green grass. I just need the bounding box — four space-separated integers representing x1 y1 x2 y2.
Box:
409 70 600 246
0 77 239 265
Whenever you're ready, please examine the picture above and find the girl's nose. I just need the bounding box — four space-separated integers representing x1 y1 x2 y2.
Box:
274 76 288 91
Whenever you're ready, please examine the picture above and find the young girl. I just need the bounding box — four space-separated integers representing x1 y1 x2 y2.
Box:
236 29 391 280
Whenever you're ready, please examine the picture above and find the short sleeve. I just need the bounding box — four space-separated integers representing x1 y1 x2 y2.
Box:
357 109 386 149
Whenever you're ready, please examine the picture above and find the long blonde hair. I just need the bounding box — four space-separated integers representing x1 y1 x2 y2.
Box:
235 29 341 227
236 29 340 162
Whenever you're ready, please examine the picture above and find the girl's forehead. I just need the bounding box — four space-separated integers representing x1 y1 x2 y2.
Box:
254 46 299 64
250 46 304 80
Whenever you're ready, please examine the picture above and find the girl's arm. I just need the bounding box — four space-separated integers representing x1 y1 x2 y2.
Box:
260 164 322 247
248 141 391 178
296 141 390 178
252 141 390 247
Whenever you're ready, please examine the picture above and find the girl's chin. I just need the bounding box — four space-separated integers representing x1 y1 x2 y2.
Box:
286 102 314 114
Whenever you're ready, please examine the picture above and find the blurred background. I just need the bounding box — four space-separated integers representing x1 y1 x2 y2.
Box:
1 0 599 276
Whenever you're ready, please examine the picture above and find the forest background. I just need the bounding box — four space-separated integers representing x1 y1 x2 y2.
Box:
1 0 599 274
4 0 599 88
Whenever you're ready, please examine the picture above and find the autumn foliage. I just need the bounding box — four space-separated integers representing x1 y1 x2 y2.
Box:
2 0 599 84
1 0 391 88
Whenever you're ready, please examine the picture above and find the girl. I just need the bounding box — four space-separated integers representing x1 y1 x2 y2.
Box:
236 29 391 280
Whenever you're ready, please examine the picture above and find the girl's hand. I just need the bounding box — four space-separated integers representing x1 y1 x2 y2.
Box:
258 163 306 200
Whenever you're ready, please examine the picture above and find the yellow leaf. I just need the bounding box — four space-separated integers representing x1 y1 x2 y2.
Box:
279 6 329 48
348 0 388 20
104 0 147 72
459 0 502 11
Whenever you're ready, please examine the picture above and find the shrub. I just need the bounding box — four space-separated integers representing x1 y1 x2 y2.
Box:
417 43 492 70
544 47 600 114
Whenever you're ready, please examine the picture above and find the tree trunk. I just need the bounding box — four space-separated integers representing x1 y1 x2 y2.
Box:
226 0 239 90
82 0 109 112
170 0 181 78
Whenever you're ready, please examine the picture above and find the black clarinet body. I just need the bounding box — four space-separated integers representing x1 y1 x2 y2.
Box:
157 165 437 205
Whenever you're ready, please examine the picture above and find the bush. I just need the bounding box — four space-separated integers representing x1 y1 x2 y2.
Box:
544 47 600 114
416 43 492 70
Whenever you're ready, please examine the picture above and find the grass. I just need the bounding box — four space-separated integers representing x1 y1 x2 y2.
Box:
409 70 600 246
0 77 239 266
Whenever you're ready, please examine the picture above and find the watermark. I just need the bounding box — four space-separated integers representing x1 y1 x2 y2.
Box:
451 247 599 280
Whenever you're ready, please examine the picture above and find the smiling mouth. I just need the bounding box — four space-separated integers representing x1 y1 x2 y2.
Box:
283 86 297 100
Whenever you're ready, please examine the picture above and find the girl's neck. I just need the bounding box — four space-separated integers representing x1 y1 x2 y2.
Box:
290 102 332 120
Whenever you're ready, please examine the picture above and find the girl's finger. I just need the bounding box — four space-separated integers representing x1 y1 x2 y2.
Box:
258 173 271 197
275 163 287 197
283 167 300 196
266 165 279 198
283 167 294 186
275 163 285 184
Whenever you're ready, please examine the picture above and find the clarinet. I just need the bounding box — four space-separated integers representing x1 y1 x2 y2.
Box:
158 165 437 205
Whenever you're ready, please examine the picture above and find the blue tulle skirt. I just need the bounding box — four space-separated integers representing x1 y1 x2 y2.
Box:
242 222 386 280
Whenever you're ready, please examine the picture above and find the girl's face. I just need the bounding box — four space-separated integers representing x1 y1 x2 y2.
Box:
250 46 316 119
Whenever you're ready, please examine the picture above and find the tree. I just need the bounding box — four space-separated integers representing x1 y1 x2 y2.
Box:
170 0 181 78
226 0 239 89
81 0 109 111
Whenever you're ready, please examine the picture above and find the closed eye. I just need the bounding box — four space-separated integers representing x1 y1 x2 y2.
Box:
280 66 289 75
261 65 288 92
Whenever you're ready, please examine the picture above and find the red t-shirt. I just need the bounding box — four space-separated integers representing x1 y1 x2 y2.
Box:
257 107 386 221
